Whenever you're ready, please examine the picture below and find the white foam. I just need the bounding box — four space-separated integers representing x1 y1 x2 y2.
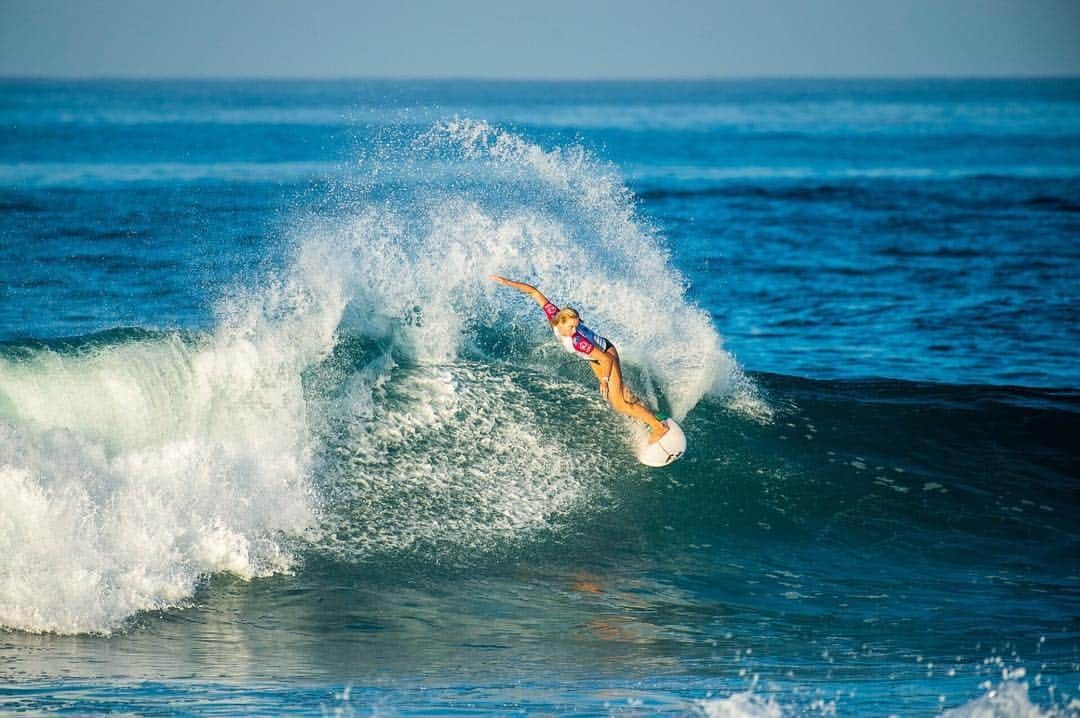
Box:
695 691 785 718
0 226 352 634
692 681 1067 718
313 363 596 562
941 681 1068 718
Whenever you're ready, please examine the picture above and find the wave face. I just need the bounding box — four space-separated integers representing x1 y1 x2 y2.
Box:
0 120 749 634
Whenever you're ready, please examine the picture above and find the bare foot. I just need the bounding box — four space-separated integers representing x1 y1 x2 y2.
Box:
647 420 670 444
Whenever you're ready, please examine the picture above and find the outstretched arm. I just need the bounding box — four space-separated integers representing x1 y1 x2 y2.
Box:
489 275 552 310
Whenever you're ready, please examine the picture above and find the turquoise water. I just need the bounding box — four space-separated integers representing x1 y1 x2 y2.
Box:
0 79 1078 715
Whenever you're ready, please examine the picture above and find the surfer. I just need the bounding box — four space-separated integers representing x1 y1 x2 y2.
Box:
490 275 669 443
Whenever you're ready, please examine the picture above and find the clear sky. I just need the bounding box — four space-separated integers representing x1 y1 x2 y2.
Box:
1 0 1078 79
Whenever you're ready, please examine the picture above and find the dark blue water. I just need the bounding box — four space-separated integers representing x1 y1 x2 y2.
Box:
1 79 1078 716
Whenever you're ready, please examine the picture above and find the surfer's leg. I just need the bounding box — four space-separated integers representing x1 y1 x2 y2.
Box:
606 355 669 441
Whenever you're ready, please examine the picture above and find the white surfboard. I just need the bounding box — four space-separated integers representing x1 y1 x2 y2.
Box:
637 418 687 467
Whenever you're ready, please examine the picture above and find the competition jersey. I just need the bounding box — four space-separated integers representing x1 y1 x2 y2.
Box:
542 302 611 358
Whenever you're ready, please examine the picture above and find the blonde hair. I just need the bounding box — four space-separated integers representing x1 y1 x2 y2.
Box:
554 307 579 325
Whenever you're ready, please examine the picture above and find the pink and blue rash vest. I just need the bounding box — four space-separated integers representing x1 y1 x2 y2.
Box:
542 302 611 359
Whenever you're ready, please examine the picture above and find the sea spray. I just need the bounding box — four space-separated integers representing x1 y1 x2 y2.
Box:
421 118 751 420
290 121 763 562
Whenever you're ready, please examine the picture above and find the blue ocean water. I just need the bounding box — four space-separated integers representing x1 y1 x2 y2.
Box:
0 79 1078 716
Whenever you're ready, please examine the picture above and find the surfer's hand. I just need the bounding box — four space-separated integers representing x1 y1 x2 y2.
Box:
489 274 510 285
599 381 609 401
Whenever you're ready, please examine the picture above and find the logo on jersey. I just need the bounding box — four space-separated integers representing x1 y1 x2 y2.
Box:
573 334 594 354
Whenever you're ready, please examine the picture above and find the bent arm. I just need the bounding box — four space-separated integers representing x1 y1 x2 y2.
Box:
489 275 552 310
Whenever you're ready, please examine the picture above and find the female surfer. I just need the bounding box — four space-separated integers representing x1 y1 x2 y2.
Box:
490 275 669 443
